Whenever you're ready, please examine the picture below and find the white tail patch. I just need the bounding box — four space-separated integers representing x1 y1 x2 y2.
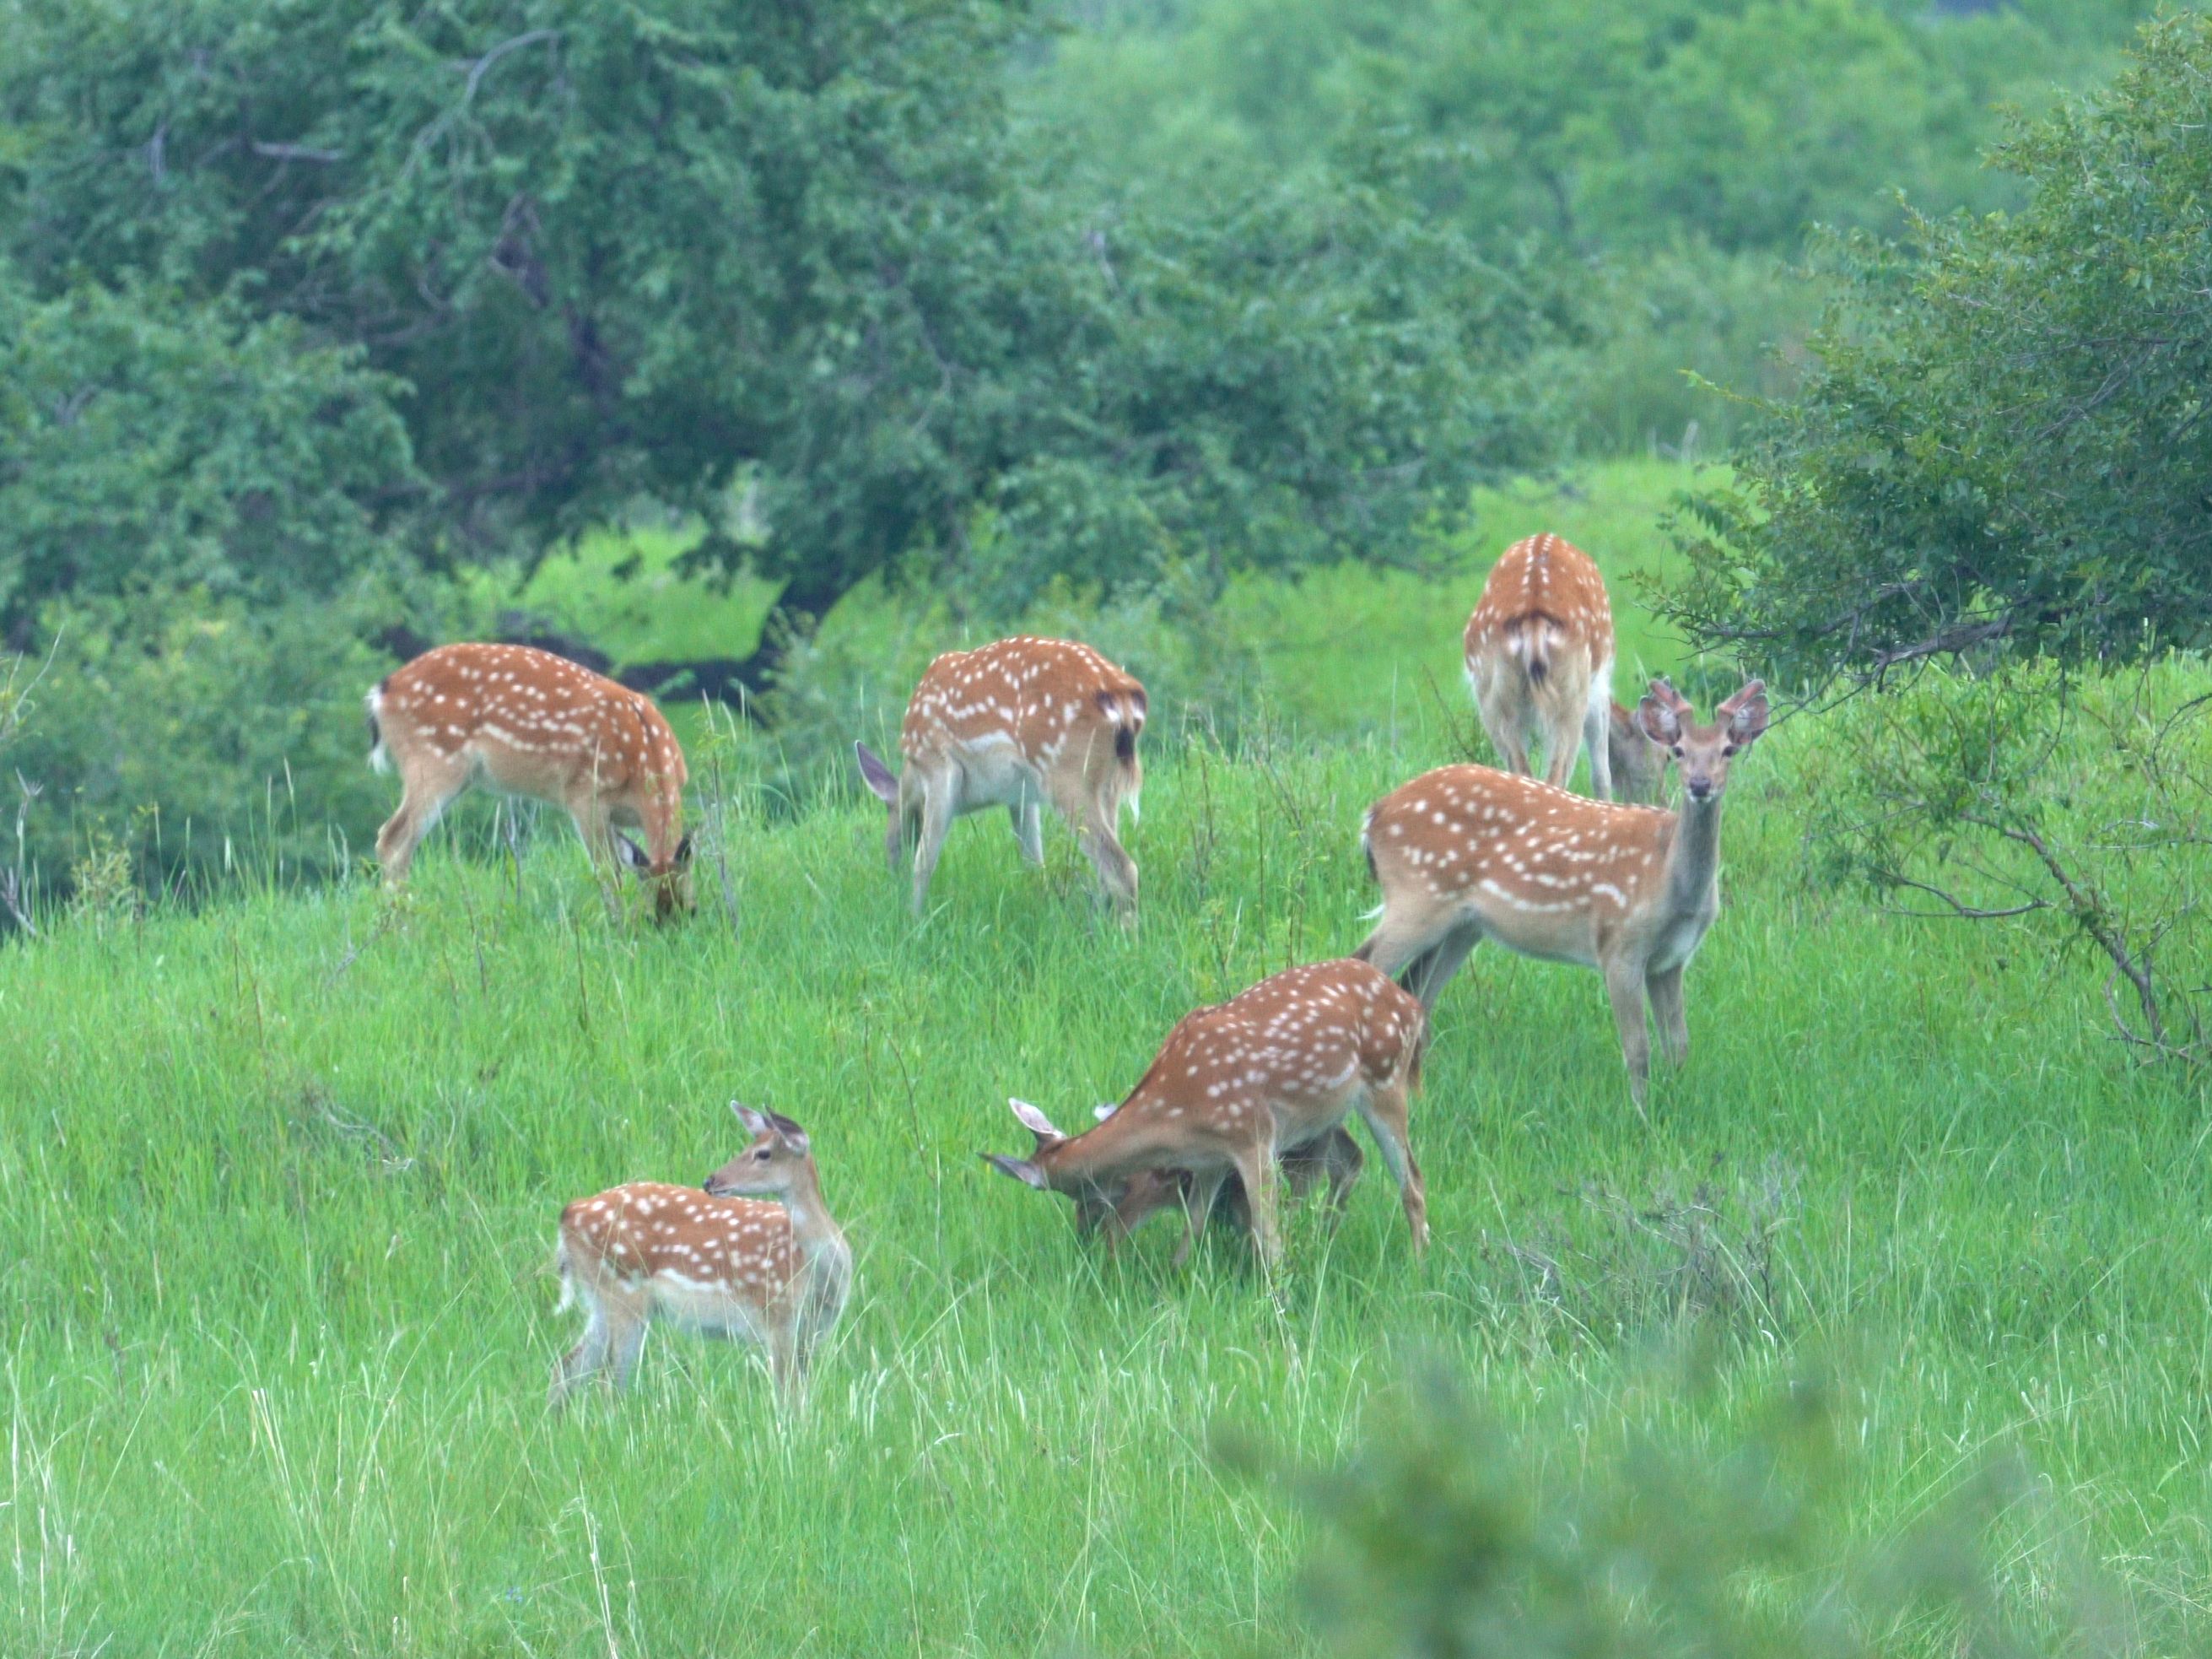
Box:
365 687 391 775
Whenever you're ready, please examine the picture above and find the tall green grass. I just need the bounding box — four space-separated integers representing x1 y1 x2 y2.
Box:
3 457 2208 1652
3 697 2209 1653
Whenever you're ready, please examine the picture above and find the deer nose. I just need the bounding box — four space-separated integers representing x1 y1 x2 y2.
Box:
1687 778 1714 801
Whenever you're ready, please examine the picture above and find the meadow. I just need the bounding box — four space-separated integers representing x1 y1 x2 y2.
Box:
4 462 2209 1655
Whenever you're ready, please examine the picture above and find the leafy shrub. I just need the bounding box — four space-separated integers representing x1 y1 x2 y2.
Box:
1238 1359 2145 1657
8 589 397 902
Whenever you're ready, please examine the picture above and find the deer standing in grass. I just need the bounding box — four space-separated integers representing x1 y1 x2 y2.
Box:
1465 533 1621 799
983 959 1427 1269
854 636 1146 915
1355 679 1770 1110
1606 700 1670 804
367 643 694 919
550 1105 851 1407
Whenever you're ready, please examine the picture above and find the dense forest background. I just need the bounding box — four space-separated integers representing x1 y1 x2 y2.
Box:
0 0 2196 901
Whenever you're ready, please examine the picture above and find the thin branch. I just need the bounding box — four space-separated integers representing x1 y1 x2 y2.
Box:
465 29 560 104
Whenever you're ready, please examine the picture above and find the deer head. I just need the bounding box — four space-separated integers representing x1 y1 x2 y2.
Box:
705 1102 815 1199
1634 678 1769 803
615 830 697 921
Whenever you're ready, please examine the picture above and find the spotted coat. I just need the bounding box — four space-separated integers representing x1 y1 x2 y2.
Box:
1463 533 1621 797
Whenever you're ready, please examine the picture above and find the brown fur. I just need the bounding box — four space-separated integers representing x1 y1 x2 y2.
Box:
984 959 1428 1270
1357 678 1770 1110
857 636 1146 913
1463 534 1620 799
369 643 693 918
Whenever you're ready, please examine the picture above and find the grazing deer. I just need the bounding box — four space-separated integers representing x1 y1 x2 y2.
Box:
550 1105 851 1407
367 643 693 918
1076 1124 1366 1246
983 959 1427 1269
1607 699 1670 804
1355 678 1770 1109
1464 533 1619 799
854 636 1146 914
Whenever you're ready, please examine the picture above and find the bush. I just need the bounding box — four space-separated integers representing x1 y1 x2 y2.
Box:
1240 1358 2142 1657
7 590 397 902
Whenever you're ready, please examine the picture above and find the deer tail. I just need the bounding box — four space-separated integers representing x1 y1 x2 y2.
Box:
365 682 391 775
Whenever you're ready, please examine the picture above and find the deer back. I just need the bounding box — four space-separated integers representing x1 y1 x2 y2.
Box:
559 1182 798 1312
902 636 1146 775
1364 765 1674 936
1041 960 1422 1181
1463 534 1614 678
377 643 688 808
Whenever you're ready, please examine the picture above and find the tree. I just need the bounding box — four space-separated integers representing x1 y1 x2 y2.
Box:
1663 16 2212 1062
2 0 1565 694
1664 13 2212 679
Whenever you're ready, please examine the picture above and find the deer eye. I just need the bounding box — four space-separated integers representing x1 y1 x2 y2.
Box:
1722 743 1737 757
753 1148 772 1161
1670 745 1683 758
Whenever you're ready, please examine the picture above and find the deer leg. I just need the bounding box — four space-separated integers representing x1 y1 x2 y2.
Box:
1604 955 1654 1114
1474 694 1530 777
1648 964 1689 1068
1540 702 1581 790
1583 695 1615 802
375 757 469 884
603 1299 650 1392
1355 1083 1428 1256
1010 797 1045 867
1354 900 1457 985
1230 1139 1283 1275
548 1297 612 1411
1051 766 1138 916
1168 1169 1228 1270
1319 1127 1365 1224
1401 921 1482 1011
909 775 957 913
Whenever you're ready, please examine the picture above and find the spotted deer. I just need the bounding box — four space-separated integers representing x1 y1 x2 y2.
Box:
1076 1124 1366 1246
983 959 1427 1269
1355 679 1770 1109
367 643 693 918
550 1105 851 1407
1464 533 1620 799
854 636 1146 914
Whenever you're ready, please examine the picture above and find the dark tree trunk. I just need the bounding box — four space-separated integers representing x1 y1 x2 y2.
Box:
370 565 856 719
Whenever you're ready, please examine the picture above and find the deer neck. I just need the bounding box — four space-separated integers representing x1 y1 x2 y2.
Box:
778 1165 850 1286
1660 792 1724 916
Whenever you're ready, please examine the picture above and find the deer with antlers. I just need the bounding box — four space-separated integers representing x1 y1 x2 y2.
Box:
550 1105 851 1407
1465 533 1622 799
983 959 1427 1269
367 643 693 918
1355 678 1770 1109
854 636 1146 915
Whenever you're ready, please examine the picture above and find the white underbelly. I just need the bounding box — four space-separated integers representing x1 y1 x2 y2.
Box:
648 1280 772 1343
952 736 1042 813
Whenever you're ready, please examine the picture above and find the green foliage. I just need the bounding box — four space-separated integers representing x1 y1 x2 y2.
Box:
1261 1361 2137 1658
3 0 1562 648
8 589 396 895
1664 14 2212 678
0 264 419 631
1781 657 2212 1060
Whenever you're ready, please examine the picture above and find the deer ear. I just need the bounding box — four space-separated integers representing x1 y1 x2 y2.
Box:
1008 1097 1066 1144
766 1111 810 1153
1636 689 1683 747
854 742 900 804
613 831 651 873
672 832 695 867
1717 679 1770 744
982 1152 1049 1191
731 1100 770 1135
